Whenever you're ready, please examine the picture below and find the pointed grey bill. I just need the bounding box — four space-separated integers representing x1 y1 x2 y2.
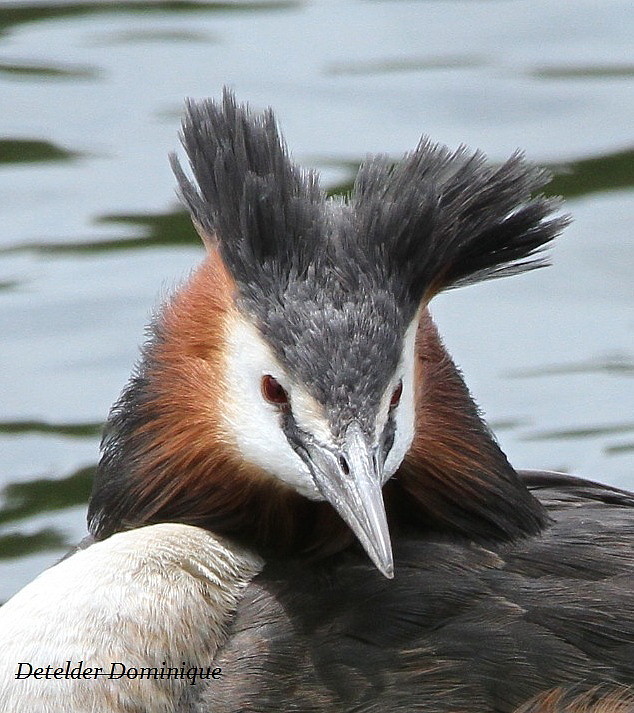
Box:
303 421 394 578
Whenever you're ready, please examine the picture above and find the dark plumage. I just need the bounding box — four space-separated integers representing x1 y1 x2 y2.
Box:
195 474 634 713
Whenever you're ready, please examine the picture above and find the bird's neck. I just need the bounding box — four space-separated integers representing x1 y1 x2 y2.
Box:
391 310 549 542
89 258 547 558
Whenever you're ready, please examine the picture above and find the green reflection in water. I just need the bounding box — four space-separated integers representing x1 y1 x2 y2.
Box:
0 280 19 292
0 62 97 80
548 149 634 199
507 356 634 378
0 138 80 164
0 421 103 437
606 442 634 455
533 65 634 80
106 28 215 44
326 54 485 76
1 208 199 254
488 418 531 432
97 210 199 248
523 423 634 442
0 1 298 38
0 528 68 560
0 465 94 527
324 160 364 199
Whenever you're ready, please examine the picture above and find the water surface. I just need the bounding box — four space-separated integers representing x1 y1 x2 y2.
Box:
1 0 632 601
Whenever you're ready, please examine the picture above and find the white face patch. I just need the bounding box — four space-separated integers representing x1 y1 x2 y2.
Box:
221 312 325 499
380 317 418 482
221 311 419 498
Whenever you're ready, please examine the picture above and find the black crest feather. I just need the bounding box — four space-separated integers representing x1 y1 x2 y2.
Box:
172 90 569 313
170 90 325 287
350 143 569 306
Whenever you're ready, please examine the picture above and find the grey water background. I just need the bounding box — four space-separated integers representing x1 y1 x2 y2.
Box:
0 0 632 602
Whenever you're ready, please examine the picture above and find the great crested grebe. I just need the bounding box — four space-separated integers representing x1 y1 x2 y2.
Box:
0 91 632 711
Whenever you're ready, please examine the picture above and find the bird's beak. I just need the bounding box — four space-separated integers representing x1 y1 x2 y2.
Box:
304 421 394 578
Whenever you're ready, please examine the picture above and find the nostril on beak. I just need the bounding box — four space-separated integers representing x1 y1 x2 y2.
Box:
339 455 350 476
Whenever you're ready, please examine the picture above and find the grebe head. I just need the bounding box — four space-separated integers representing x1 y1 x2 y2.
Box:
89 90 567 576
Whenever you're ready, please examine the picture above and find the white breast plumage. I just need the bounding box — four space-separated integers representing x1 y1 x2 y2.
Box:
0 524 262 712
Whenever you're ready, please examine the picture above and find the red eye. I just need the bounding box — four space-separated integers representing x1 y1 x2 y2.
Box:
390 380 403 408
261 375 290 406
